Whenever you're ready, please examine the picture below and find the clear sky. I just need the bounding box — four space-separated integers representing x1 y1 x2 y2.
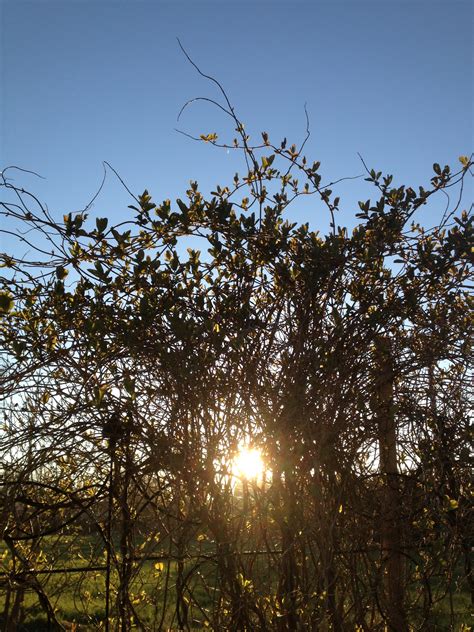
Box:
1 0 472 242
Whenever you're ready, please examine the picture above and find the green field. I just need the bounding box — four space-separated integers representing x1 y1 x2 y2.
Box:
0 534 471 630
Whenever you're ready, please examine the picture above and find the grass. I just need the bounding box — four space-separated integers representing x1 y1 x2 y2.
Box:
0 535 471 630
0 534 218 630
0 563 210 630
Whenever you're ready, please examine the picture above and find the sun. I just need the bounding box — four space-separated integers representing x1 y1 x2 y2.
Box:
231 445 265 482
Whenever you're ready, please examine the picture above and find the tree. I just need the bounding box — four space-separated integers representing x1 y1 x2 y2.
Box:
0 101 471 629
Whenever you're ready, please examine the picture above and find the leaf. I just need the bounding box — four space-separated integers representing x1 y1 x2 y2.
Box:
459 155 470 167
170 252 179 271
56 266 68 280
0 292 14 314
96 217 108 233
89 261 109 281
154 562 164 571
96 384 108 406
176 199 188 214
0 256 13 269
124 377 136 399
200 133 218 142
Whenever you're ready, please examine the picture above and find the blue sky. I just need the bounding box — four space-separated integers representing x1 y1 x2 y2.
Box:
1 0 472 242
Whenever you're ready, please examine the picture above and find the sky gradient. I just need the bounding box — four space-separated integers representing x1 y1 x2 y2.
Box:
1 0 472 241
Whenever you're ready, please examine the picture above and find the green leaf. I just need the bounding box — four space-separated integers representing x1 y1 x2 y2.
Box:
96 217 108 233
56 266 68 280
124 377 136 399
0 292 14 314
448 498 458 510
199 132 218 142
176 199 188 214
95 384 108 406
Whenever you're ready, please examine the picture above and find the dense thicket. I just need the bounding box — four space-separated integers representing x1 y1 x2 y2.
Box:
0 121 472 630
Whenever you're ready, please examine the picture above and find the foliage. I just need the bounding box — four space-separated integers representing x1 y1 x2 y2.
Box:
0 83 472 630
